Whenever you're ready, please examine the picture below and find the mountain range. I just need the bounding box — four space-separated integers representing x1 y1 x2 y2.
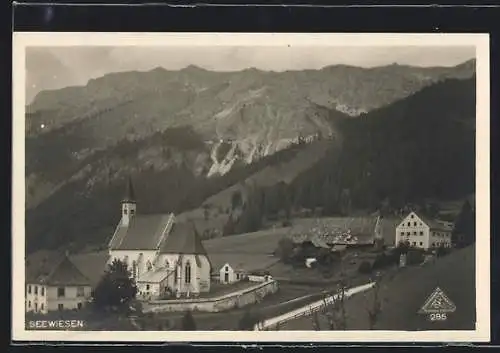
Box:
25 59 476 253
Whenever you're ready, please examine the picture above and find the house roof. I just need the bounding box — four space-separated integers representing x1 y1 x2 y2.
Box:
109 213 174 250
69 251 110 287
137 268 172 283
400 212 454 232
289 217 378 245
420 216 454 232
26 251 92 286
159 222 208 256
209 253 279 273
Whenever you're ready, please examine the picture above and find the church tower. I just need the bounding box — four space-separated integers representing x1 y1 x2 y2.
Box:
121 177 136 227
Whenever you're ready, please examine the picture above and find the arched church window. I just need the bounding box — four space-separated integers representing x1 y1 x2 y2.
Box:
146 260 152 271
185 262 191 284
124 209 128 215
132 261 137 279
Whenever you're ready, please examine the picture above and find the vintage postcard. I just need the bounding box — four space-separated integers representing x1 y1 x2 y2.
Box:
12 32 490 343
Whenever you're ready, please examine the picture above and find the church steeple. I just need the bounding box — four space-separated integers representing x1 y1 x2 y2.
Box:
122 176 136 203
121 177 136 227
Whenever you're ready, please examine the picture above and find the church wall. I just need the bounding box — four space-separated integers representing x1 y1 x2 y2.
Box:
155 254 211 295
198 256 211 293
178 254 199 295
144 280 279 313
155 253 183 293
108 250 158 280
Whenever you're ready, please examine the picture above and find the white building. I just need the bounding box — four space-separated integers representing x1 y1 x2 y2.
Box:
107 178 212 299
395 211 453 250
25 253 93 314
209 253 279 285
218 263 246 284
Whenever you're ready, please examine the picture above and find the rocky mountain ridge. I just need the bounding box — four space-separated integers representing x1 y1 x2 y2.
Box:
26 59 475 183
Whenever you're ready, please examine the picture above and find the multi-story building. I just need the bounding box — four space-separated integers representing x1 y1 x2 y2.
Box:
25 252 93 314
395 211 453 250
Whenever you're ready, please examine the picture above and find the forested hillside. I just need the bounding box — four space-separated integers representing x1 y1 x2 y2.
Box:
25 134 313 253
231 77 476 232
25 71 476 253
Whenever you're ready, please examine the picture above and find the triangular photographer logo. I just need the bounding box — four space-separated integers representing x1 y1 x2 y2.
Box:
419 287 456 314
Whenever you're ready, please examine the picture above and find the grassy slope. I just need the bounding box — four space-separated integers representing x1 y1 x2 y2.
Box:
282 244 476 330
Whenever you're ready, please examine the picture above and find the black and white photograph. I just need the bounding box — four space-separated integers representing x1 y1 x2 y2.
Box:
12 33 490 342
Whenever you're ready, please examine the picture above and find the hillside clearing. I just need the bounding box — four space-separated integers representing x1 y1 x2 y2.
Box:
280 245 476 330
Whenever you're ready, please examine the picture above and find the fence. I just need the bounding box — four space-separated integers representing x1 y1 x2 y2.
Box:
254 282 376 330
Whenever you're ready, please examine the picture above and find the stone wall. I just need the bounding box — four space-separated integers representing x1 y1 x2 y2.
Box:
144 280 278 313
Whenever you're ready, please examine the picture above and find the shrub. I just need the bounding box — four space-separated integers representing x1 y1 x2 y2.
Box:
436 245 450 257
275 237 295 264
238 310 260 330
92 259 137 314
358 261 372 274
180 311 197 331
406 249 425 265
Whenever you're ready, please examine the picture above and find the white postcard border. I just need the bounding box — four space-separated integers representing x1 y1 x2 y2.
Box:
12 32 491 343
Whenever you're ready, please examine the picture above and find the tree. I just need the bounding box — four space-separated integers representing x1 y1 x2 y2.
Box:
320 280 348 330
395 240 410 255
367 280 382 330
92 259 137 314
222 214 236 236
238 310 260 330
425 201 440 218
181 311 197 330
231 190 243 210
339 188 352 216
436 244 449 257
358 261 373 274
275 237 295 264
453 200 475 247
203 205 210 221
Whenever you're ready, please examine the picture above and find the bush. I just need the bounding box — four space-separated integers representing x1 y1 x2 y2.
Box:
275 237 295 264
238 310 260 330
436 245 450 258
180 311 196 330
358 261 373 274
406 249 425 265
372 254 391 270
92 259 137 314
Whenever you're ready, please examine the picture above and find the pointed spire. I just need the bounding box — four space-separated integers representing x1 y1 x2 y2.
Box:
122 176 136 203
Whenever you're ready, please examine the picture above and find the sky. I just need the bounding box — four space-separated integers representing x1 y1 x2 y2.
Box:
26 45 475 104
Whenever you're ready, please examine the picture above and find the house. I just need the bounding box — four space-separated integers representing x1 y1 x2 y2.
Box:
288 216 384 246
209 253 279 284
107 178 212 298
25 251 94 314
395 211 453 250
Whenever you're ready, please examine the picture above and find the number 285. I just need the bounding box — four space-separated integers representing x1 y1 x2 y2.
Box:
429 313 447 321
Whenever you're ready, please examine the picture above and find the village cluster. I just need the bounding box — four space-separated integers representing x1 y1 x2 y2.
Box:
25 179 464 317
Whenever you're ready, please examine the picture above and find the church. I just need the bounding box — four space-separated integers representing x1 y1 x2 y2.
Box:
107 178 212 299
